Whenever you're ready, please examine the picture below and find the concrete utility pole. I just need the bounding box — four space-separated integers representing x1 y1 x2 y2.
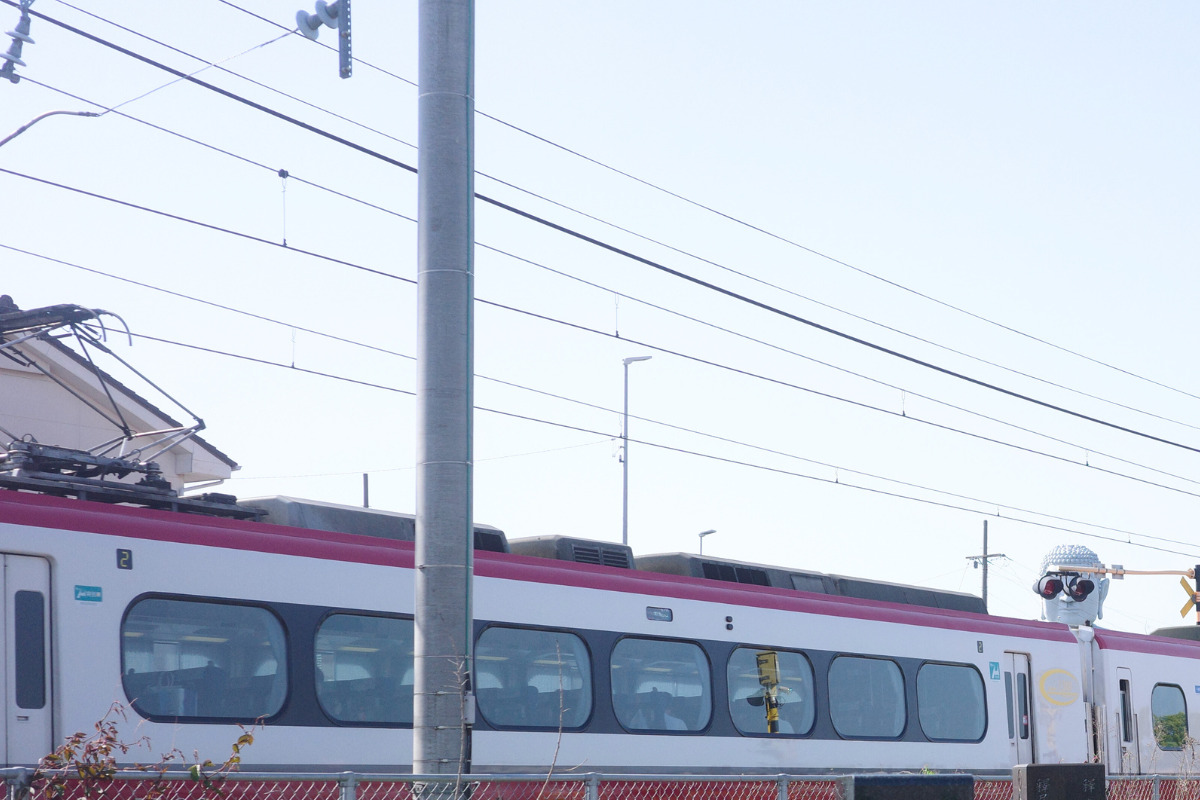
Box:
621 355 652 547
967 520 1005 614
413 0 475 777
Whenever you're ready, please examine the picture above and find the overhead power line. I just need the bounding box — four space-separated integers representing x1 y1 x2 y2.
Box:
203 0 1200 407
12 3 1200 455
119 328 1200 560
23 71 1200 456
51 0 416 151
6 238 1200 504
22 69 1200 466
21 14 1187 435
187 0 1200 426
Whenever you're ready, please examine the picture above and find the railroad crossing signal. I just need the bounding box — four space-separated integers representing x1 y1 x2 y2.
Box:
1179 575 1200 619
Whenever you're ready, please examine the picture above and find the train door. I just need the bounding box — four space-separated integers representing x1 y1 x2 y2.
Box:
1111 667 1139 774
1004 652 1035 765
2 554 52 766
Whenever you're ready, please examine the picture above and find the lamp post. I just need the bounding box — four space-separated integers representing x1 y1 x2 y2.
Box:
698 529 716 555
622 355 652 547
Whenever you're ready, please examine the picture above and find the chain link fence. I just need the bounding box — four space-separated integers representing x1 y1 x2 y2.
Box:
6 770 1200 800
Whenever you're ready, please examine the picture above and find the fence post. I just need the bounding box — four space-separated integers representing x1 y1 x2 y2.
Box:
776 774 790 800
9 768 30 800
585 773 601 800
340 771 358 800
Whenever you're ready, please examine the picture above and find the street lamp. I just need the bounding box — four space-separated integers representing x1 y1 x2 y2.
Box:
698 529 716 555
621 355 653 547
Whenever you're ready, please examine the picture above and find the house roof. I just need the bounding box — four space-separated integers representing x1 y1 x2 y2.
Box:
0 295 239 472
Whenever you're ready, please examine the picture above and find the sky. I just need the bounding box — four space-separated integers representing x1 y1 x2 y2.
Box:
3 1 1200 634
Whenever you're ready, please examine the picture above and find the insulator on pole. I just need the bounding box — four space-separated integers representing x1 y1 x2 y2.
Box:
293 0 351 78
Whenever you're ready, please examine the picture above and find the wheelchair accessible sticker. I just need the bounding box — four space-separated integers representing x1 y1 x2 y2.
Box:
74 585 102 602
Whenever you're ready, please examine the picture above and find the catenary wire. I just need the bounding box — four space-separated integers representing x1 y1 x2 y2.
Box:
117 329 1200 560
476 169 1200 434
476 240 1200 492
45 1 1200 435
105 31 292 114
211 0 417 89
15 74 1139 464
201 0 1200 406
233 440 613 480
16 72 1200 485
473 123 1200 406
6 237 1200 506
4 165 1196 501
15 76 417 227
50 0 417 151
11 3 1200 455
19 74 1200 485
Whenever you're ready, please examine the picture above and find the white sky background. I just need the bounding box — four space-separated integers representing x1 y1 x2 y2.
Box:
2 1 1199 634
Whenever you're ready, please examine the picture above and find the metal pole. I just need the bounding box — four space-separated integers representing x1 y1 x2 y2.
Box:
982 520 988 613
414 0 474 777
621 356 651 547
966 521 1003 614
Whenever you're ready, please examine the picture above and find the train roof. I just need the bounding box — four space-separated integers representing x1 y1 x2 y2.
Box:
0 487 1074 642
634 551 986 614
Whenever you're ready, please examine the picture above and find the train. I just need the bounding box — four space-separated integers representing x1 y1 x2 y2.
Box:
2 485 1199 776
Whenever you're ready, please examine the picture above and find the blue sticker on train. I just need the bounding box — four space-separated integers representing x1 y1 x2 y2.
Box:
989 662 1000 680
74 585 102 602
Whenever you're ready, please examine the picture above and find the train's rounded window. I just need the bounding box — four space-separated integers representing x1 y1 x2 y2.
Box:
727 647 814 736
917 662 986 742
610 637 711 733
1152 684 1188 750
315 614 414 725
828 655 905 739
475 626 592 729
121 596 287 721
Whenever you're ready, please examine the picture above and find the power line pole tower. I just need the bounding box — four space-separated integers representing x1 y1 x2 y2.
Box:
966 520 1006 613
413 0 475 779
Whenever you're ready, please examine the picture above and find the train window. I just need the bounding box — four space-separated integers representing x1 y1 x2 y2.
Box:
15 591 46 709
828 656 905 739
1017 673 1030 740
727 647 814 736
1152 684 1187 750
1004 672 1015 740
475 627 591 729
315 614 414 725
916 662 986 742
121 597 287 721
1119 679 1133 743
611 637 711 733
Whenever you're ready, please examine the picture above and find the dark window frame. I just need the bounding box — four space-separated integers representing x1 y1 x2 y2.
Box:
120 593 290 723
828 654 907 740
15 590 47 709
915 660 987 743
314 611 415 727
474 622 595 731
1152 683 1188 751
610 634 714 735
726 645 816 738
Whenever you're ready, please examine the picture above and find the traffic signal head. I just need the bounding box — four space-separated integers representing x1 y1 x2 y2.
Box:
1065 576 1096 602
1034 575 1064 599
